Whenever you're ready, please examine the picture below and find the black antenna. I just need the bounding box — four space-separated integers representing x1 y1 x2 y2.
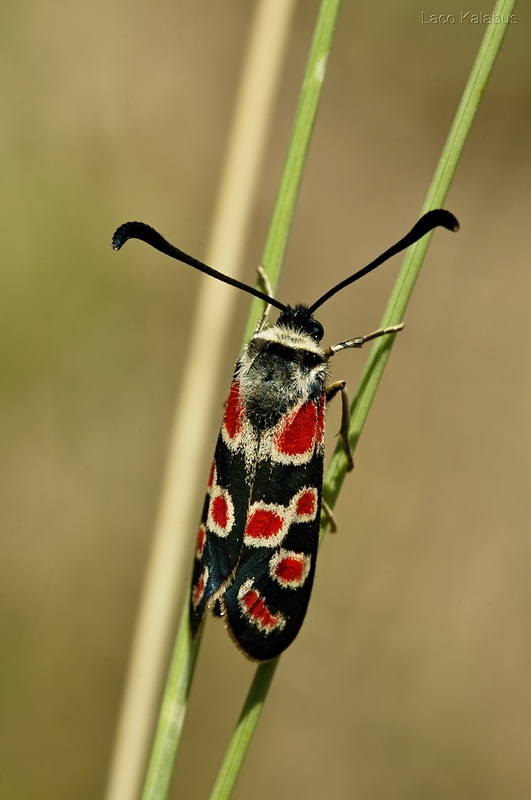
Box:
307 209 459 314
112 221 288 313
112 210 458 318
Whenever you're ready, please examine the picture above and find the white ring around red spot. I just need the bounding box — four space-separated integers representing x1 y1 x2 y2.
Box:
192 565 209 609
269 548 311 589
195 524 206 559
221 381 246 450
271 400 321 465
243 500 289 548
237 578 286 633
207 484 235 538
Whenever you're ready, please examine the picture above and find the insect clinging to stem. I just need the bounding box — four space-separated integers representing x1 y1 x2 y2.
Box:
112 208 458 661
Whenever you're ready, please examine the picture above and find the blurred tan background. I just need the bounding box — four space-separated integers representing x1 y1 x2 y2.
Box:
1 1 530 798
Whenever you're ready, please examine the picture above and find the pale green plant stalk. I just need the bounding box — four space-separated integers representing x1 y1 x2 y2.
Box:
141 0 517 798
140 2 341 799
210 1 518 798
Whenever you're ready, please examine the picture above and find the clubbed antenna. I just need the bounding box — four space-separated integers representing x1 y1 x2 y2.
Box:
308 209 459 314
112 221 287 312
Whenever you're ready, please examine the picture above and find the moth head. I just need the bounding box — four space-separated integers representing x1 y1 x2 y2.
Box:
276 305 325 343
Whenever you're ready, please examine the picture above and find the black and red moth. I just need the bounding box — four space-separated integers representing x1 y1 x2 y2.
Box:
112 209 458 661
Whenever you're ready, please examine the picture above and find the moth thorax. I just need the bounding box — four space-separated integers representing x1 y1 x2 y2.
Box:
237 326 327 425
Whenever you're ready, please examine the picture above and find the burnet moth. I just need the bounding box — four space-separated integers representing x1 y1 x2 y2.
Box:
113 209 458 661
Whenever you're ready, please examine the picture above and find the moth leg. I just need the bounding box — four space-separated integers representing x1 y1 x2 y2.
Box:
326 322 404 356
326 380 354 471
254 265 274 332
323 324 403 468
321 498 338 533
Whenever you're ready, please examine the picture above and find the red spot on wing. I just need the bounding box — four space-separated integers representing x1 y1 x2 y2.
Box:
238 581 285 632
275 401 317 457
296 489 316 518
224 381 244 440
316 394 325 445
270 549 311 588
207 461 215 490
275 556 305 584
207 486 234 537
246 508 284 541
192 566 208 608
196 524 206 559
211 495 229 529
